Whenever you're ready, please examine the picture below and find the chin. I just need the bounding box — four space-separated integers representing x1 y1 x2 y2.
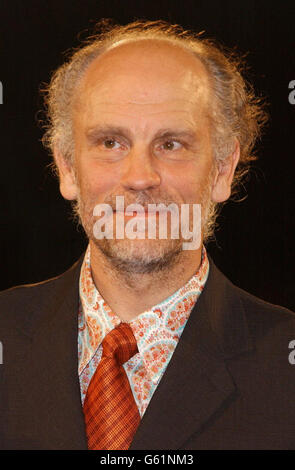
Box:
91 237 184 274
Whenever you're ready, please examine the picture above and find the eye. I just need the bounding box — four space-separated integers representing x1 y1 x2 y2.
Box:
103 138 121 149
161 140 182 151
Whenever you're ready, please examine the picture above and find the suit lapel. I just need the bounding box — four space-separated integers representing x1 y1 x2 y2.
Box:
130 259 254 450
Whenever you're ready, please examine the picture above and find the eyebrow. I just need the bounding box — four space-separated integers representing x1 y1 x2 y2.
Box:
85 125 197 144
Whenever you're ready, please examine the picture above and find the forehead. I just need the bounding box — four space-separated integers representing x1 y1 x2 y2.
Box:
75 39 211 128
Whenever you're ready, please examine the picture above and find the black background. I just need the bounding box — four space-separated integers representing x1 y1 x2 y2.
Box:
0 0 294 310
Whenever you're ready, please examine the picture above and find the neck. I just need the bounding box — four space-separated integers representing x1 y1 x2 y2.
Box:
89 240 203 322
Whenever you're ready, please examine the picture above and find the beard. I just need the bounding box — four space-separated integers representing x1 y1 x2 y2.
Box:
72 179 214 275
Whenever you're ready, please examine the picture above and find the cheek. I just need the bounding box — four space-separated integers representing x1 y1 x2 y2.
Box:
76 159 117 201
164 160 213 203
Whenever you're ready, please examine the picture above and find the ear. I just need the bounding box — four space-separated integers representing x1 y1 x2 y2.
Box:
211 139 240 203
53 148 78 201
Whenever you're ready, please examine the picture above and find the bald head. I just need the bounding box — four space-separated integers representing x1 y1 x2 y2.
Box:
75 39 212 123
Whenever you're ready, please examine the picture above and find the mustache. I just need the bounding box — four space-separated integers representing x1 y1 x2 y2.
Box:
102 192 184 210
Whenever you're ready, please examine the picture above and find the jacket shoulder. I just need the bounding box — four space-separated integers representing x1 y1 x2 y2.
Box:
0 256 83 333
226 276 295 348
207 259 295 351
235 283 295 323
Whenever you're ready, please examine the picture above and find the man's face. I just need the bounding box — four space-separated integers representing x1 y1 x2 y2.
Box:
57 40 234 272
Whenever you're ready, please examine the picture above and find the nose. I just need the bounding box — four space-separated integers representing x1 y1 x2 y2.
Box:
120 145 161 191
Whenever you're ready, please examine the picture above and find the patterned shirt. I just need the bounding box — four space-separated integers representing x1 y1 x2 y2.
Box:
78 244 209 418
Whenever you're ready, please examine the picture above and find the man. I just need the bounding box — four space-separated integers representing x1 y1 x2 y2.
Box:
0 20 294 450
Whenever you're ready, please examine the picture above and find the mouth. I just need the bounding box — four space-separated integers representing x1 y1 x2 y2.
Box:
114 208 167 217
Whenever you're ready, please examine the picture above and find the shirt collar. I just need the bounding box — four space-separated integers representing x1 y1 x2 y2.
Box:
79 244 209 383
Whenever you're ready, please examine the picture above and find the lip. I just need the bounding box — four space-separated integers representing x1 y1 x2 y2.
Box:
115 209 167 217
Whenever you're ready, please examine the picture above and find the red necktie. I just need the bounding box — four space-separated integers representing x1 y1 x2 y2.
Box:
83 322 141 450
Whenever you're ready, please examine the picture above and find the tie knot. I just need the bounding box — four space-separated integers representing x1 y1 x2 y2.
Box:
102 323 138 365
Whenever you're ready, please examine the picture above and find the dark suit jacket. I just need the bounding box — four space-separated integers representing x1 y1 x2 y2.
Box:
0 254 294 450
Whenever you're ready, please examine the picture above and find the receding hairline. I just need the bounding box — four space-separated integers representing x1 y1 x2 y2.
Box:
73 36 213 116
101 35 204 58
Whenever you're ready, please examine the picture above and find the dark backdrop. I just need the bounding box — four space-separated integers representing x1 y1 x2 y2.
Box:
0 0 294 310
